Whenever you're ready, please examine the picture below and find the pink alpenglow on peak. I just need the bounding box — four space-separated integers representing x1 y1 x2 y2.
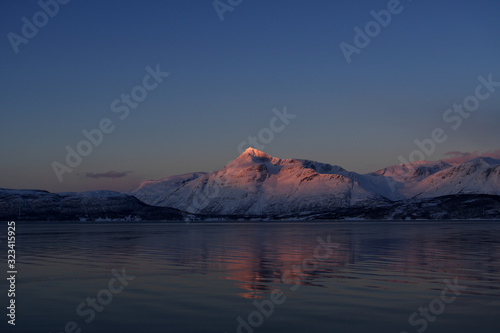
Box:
234 147 275 162
243 147 271 158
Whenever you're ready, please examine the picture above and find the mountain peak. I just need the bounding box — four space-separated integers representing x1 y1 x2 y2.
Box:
465 156 500 166
225 147 277 169
242 147 270 158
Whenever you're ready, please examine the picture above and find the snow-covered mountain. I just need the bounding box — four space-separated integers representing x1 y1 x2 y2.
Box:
408 157 500 198
133 148 387 215
131 148 500 216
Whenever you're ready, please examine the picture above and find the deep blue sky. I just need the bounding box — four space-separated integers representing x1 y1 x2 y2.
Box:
1 0 499 192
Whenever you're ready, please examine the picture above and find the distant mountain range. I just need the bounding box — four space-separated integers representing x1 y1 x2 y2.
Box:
0 189 188 221
2 148 500 221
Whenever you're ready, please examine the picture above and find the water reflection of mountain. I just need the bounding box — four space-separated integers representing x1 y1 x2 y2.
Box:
18 222 500 299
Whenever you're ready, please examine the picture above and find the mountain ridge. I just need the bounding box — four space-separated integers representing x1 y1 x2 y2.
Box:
2 148 499 221
132 148 500 216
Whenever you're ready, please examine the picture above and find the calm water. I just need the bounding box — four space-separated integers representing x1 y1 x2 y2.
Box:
3 221 500 333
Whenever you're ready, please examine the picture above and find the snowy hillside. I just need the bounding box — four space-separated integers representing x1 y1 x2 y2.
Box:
410 157 500 198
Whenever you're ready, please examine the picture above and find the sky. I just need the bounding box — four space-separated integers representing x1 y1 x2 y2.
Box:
1 0 499 193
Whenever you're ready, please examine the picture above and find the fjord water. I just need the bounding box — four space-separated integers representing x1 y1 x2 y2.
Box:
9 221 500 333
